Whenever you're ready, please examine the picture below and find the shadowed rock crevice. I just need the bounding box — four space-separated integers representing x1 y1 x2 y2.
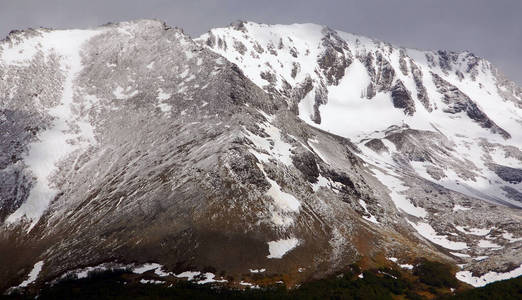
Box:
431 73 511 139
491 164 522 184
391 80 415 115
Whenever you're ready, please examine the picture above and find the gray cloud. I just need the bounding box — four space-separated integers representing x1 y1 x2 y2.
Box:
1 0 521 84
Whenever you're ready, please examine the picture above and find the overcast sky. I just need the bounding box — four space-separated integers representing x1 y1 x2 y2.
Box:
1 0 521 84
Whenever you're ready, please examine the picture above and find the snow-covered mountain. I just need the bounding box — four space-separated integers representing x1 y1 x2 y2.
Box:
199 21 522 208
0 20 521 292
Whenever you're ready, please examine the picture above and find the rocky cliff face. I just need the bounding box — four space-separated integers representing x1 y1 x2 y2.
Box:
0 20 521 292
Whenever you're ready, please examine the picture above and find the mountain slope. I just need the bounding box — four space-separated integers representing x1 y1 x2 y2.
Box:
0 20 521 293
198 21 522 208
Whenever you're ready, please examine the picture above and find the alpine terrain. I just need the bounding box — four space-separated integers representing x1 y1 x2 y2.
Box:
0 20 521 294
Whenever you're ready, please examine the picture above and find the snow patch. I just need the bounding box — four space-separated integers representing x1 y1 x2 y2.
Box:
473 256 489 261
407 220 468 250
456 264 522 287
58 262 133 280
373 169 427 218
450 252 471 258
133 263 163 274
245 121 293 166
176 271 201 281
312 175 330 192
255 163 300 227
502 232 522 243
452 204 472 212
359 199 379 224
197 272 228 284
455 226 490 236
400 264 414 270
249 268 266 273
157 88 171 101
113 85 138 99
477 239 502 249
17 261 44 288
267 238 299 259
140 279 164 284
179 68 189 78
156 88 172 113
157 103 172 113
266 177 300 212
239 281 260 288
314 61 411 140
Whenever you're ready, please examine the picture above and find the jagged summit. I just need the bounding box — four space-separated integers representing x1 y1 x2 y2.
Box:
0 20 521 292
199 21 519 139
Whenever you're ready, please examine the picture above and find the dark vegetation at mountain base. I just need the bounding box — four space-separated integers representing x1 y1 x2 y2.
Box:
440 276 522 300
413 258 459 288
2 260 521 300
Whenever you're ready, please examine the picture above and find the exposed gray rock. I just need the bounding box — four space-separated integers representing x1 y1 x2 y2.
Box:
375 52 395 91
361 52 376 79
437 50 459 74
365 82 376 99
410 60 431 111
312 82 328 124
491 164 522 184
267 42 277 55
233 39 247 55
318 28 352 85
455 70 464 81
289 46 298 58
203 31 217 48
290 62 300 79
260 70 277 84
426 165 446 181
502 186 522 203
292 151 319 183
432 73 511 139
391 80 416 115
291 76 314 113
231 20 248 32
359 53 377 99
364 138 388 153
253 42 264 54
463 52 481 80
399 49 409 76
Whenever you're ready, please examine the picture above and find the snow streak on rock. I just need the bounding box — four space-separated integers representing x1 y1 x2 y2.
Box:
16 261 44 288
4 29 103 231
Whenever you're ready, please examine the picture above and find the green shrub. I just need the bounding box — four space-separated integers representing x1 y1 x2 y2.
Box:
413 259 458 288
